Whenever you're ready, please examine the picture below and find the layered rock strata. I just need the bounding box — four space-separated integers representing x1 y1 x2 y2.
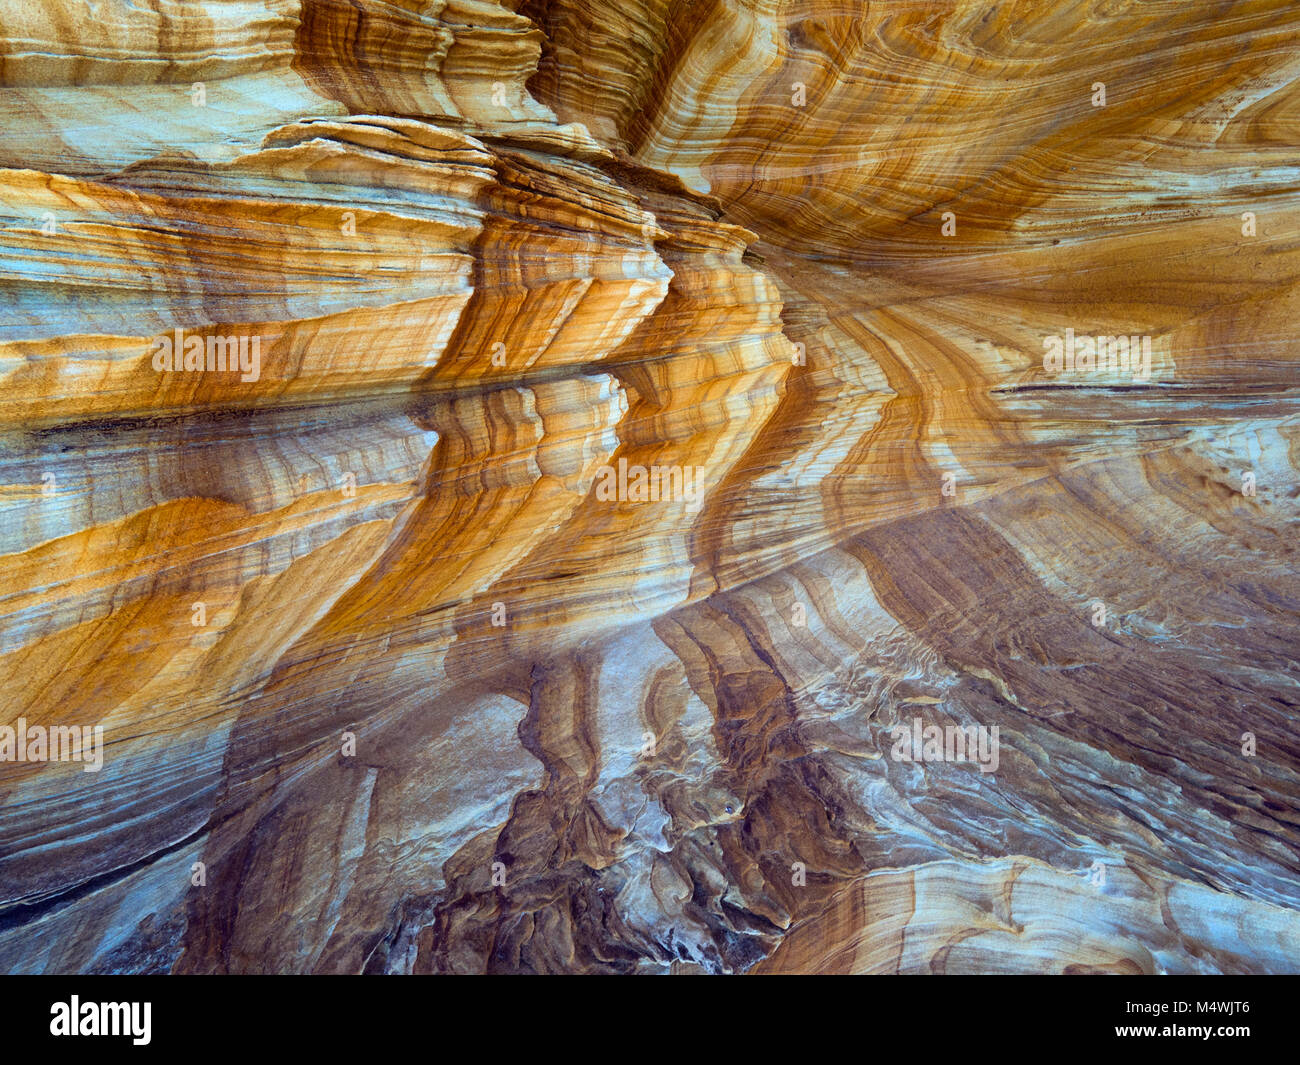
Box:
1 0 1298 974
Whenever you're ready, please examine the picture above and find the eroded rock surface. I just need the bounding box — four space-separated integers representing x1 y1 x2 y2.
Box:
1 0 1298 974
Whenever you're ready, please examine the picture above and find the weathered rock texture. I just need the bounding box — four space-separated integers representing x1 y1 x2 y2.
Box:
1 0 1298 974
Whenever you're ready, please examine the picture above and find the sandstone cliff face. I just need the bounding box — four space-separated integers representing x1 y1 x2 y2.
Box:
1 0 1298 974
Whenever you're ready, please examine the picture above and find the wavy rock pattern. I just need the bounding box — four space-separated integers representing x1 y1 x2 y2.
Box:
1 0 1298 974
